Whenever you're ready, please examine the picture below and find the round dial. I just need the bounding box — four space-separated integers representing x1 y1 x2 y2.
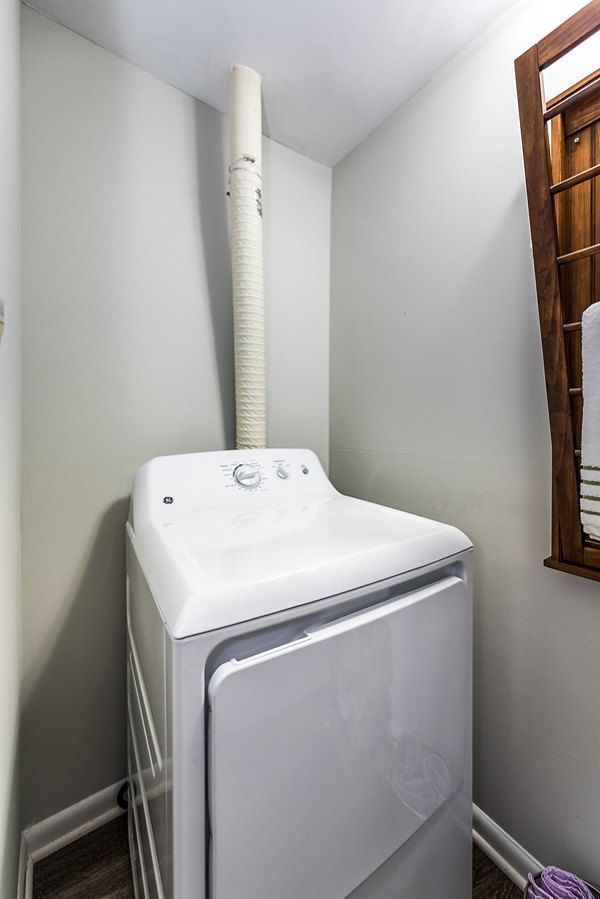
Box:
233 464 261 489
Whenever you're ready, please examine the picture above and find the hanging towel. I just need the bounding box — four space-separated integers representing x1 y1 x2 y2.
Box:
580 302 600 540
526 866 596 898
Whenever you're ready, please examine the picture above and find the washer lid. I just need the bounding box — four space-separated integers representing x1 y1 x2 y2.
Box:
129 450 471 638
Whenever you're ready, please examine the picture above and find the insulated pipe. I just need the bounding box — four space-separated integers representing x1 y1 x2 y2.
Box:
228 66 266 450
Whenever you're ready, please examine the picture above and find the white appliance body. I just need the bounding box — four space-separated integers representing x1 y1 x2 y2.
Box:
126 449 473 899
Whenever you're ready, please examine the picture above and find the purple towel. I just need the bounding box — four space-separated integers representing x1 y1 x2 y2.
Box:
527 867 595 899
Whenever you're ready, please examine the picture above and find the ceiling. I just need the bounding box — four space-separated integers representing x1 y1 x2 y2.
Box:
24 0 519 166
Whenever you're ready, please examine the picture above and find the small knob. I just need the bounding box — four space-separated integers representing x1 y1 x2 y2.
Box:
276 466 289 479
233 464 261 489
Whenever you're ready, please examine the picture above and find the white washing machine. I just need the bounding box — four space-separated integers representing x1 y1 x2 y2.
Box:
126 448 472 899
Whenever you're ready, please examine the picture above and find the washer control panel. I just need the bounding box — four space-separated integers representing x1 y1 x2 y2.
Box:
211 451 325 498
221 455 311 493
132 449 334 529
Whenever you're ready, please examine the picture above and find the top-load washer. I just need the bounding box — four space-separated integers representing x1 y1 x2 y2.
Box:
126 448 472 899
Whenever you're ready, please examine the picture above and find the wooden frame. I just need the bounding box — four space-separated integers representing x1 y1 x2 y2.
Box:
515 0 600 581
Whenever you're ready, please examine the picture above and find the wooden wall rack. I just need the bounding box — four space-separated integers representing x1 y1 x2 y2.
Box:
515 0 600 581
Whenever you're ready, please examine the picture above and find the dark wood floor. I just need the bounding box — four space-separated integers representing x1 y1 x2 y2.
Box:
33 815 522 898
473 845 523 898
33 816 134 899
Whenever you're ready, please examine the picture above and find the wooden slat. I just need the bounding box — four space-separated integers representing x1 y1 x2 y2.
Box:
551 162 600 194
567 125 593 450
557 240 600 264
565 90 600 134
544 75 600 121
594 119 600 324
515 46 584 564
583 544 600 569
545 556 600 580
551 110 568 244
538 0 600 69
551 111 571 355
547 66 600 107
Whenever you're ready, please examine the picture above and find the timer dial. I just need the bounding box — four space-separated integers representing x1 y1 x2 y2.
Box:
233 464 261 489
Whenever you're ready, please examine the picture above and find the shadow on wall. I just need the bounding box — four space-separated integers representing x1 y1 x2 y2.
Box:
21 499 130 827
1 729 19 893
194 103 235 449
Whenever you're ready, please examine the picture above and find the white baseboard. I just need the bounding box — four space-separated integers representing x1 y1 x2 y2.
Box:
18 780 126 899
17 833 32 899
473 803 543 890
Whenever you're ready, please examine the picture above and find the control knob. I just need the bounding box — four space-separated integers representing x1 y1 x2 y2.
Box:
233 464 261 489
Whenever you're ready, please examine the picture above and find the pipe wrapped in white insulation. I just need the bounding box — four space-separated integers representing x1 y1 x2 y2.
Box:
228 66 266 450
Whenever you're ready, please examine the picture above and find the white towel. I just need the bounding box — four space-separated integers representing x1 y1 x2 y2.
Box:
580 302 600 540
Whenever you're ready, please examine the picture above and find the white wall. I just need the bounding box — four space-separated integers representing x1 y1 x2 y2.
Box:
331 0 600 882
22 7 330 827
0 0 21 892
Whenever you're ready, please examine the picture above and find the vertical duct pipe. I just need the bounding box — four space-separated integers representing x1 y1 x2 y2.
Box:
228 66 266 449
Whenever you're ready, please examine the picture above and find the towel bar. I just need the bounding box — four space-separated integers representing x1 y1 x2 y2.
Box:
557 241 600 265
551 162 600 194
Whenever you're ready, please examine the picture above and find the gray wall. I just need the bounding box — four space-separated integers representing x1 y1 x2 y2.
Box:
0 1 21 891
22 8 330 827
330 0 600 881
